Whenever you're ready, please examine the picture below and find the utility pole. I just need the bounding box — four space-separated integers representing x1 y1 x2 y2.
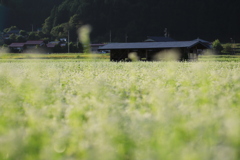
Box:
125 34 128 42
77 38 78 48
68 30 70 53
110 30 112 43
164 28 167 37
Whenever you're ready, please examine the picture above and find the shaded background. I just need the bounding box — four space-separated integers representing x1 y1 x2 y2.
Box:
1 0 240 43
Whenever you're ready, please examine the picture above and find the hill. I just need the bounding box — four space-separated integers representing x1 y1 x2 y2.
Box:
1 0 240 43
0 0 64 31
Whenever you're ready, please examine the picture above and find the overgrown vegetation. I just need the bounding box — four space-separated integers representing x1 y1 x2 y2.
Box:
0 60 240 159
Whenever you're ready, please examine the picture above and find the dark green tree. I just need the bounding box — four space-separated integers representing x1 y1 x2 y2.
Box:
28 32 40 40
16 35 26 42
3 26 18 33
223 43 232 55
19 30 27 36
9 33 16 41
42 17 54 35
212 39 223 54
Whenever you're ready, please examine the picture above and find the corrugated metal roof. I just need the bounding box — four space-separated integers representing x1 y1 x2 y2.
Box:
9 43 25 47
99 41 206 50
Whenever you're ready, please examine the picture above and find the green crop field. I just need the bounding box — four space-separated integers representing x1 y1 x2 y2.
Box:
0 59 240 160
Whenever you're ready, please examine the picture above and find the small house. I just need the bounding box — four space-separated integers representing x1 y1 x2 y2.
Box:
99 40 210 61
24 40 45 49
8 43 26 52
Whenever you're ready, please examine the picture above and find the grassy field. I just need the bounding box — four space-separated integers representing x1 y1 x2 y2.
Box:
199 55 240 62
1 52 240 62
0 57 240 159
0 53 110 60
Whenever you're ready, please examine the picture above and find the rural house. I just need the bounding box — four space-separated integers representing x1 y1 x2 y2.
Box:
9 43 26 52
8 40 46 53
99 40 210 61
24 40 45 49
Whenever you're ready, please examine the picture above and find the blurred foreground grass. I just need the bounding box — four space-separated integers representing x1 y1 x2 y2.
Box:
0 60 240 160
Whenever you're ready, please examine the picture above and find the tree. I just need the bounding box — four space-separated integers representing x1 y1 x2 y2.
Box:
36 31 45 39
16 35 26 42
3 26 18 33
19 30 28 36
28 32 40 40
50 25 65 38
223 43 232 55
9 33 16 41
42 17 54 35
212 39 223 54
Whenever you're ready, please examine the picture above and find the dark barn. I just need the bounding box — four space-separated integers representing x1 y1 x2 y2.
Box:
99 40 210 61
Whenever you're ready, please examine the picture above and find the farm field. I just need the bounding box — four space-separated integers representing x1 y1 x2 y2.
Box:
0 60 240 160
2 52 240 62
0 53 110 61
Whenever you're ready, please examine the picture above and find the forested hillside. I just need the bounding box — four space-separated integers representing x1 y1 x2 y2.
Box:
1 0 240 43
0 0 63 31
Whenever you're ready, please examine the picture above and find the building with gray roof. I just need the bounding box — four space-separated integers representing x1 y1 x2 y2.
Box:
99 40 210 61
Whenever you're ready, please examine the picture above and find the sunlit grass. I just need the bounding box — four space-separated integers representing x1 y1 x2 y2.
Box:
0 60 240 160
0 53 110 60
2 53 240 62
199 55 240 62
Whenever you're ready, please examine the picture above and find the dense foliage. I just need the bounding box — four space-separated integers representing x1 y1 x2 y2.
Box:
212 39 224 54
0 0 63 31
1 0 240 43
0 60 240 159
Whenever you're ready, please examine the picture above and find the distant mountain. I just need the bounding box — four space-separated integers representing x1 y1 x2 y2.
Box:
0 0 64 31
42 0 240 43
2 0 240 43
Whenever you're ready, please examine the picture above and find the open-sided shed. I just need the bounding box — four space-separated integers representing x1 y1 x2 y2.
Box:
99 40 210 61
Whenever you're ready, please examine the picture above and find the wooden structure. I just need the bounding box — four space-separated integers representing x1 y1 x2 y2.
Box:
99 40 210 61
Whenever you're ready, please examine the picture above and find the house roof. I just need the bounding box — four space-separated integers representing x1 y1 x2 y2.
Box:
47 41 60 48
145 36 175 42
192 38 210 43
25 40 44 45
99 41 209 50
46 43 56 48
9 43 25 48
9 40 47 48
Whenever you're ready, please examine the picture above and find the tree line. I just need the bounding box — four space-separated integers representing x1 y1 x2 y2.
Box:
42 0 240 43
1 0 240 43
